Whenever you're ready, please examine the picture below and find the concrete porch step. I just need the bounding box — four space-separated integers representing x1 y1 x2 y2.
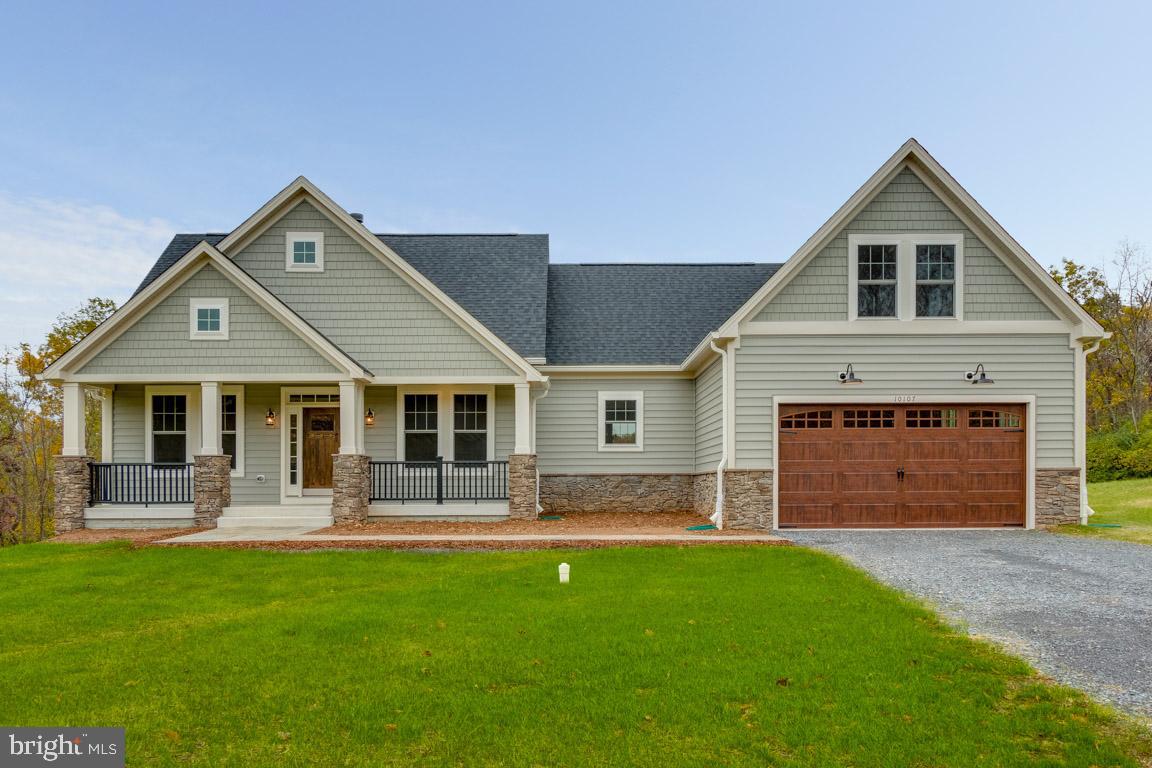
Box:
217 515 333 529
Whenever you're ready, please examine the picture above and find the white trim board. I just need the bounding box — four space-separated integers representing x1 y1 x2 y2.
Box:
769 394 1037 531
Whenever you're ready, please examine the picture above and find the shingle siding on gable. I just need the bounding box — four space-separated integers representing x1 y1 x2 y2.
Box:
231 201 517 376
753 168 1057 322
77 264 342 376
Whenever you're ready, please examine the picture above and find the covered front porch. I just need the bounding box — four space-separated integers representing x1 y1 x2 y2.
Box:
55 378 541 530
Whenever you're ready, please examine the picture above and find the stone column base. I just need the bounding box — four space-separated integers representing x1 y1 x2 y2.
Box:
1035 468 1081 526
53 455 91 534
194 455 232 528
332 454 370 524
508 454 538 519
722 469 774 530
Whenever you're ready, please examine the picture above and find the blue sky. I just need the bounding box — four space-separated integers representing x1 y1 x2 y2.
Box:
2 0 1150 352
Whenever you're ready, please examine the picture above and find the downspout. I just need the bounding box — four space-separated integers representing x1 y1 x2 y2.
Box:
708 336 728 529
531 378 551 515
1080 338 1104 524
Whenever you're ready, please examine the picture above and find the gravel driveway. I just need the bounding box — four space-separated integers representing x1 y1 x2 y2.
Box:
783 530 1152 719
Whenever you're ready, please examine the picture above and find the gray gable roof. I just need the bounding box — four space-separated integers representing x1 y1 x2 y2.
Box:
139 235 780 367
139 233 549 359
545 263 782 365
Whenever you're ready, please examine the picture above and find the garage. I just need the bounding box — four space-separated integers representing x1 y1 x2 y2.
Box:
777 403 1026 528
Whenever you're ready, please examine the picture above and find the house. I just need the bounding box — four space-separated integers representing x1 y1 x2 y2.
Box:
44 139 1106 531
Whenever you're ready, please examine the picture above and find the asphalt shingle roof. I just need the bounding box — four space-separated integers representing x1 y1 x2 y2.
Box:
545 263 782 365
139 235 781 367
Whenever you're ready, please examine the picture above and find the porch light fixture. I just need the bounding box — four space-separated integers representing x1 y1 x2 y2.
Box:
265 408 277 427
838 364 863 384
965 363 994 385
365 408 375 427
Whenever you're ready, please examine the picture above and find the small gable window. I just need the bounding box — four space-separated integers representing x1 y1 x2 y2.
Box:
189 299 228 340
598 391 644 451
285 231 325 272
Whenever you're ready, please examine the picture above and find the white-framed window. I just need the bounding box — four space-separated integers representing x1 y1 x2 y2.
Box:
221 386 245 476
453 393 488 463
598 391 644 452
848 234 964 321
403 393 439 462
144 385 201 466
189 299 229 340
285 231 325 272
395 385 497 463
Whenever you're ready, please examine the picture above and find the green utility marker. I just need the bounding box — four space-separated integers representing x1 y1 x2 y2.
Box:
1087 523 1122 528
686 524 718 531
539 515 563 521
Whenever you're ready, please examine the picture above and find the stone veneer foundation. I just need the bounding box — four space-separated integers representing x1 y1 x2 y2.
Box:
540 473 696 515
692 472 718 519
332 454 371 524
53 455 91 533
508 454 538 519
720 470 774 529
1035 468 1081 526
193 454 232 527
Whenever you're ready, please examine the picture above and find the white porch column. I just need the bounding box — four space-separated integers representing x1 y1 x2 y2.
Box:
514 382 531 455
200 381 221 455
339 380 365 454
61 382 87 456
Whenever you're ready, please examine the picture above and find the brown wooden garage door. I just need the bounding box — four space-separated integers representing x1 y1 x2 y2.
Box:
778 404 1026 528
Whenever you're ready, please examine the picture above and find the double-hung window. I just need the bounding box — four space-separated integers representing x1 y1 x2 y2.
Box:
403 394 439 462
453 394 488 463
849 234 963 320
856 244 898 318
915 244 956 317
152 395 187 464
598 391 644 451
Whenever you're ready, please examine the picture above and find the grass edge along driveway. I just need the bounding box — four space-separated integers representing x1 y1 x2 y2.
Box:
1062 477 1152 545
1 542 1149 767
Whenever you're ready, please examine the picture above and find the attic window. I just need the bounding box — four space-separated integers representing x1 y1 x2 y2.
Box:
189 299 229 340
285 231 324 272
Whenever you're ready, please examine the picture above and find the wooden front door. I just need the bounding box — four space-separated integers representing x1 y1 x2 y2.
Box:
778 404 1026 528
303 408 340 489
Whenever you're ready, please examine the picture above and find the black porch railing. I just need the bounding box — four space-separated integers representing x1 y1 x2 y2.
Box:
369 458 509 503
89 462 195 506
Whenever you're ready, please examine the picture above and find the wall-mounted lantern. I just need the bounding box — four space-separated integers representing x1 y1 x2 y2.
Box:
265 408 277 427
365 408 375 427
838 363 863 384
965 363 994 384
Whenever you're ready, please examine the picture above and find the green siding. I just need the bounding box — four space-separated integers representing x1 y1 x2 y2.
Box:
78 264 342 376
694 358 723 472
229 384 281 506
753 168 1057 322
536 377 694 474
231 201 516 376
365 386 398 460
732 334 1075 468
111 384 144 463
494 385 514 460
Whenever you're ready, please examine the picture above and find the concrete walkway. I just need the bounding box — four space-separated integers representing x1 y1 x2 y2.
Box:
156 527 786 545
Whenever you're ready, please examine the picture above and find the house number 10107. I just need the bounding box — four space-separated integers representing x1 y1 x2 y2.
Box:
894 395 917 403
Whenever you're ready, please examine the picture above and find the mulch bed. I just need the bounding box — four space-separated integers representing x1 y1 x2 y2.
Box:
50 528 192 546
153 538 791 552
313 510 763 537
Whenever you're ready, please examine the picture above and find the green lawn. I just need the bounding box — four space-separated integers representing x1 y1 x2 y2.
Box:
1062 478 1152 545
1 544 1148 767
